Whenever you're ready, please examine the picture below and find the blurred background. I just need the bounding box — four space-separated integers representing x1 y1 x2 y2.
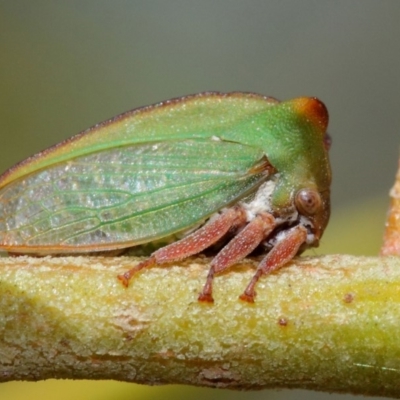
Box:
0 1 399 399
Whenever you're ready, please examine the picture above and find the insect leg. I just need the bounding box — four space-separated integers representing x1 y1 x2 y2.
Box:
153 206 246 262
117 257 157 287
198 213 276 303
239 225 307 303
117 207 246 287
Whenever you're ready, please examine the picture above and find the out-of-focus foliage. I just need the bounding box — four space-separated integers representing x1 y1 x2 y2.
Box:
312 196 388 257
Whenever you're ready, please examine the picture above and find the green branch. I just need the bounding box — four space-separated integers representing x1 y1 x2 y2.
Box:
1 254 400 397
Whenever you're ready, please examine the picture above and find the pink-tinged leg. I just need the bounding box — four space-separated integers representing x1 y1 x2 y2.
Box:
153 207 246 262
117 207 246 287
198 213 276 303
239 225 307 303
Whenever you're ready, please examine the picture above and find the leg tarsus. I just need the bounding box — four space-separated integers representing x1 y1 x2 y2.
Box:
198 292 214 303
239 292 255 303
239 269 262 302
240 225 307 301
198 266 215 303
117 256 156 287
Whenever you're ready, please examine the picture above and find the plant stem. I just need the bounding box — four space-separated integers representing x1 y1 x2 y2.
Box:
1 254 400 398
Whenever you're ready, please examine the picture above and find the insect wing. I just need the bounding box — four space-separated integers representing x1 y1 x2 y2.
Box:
0 92 277 189
0 139 267 252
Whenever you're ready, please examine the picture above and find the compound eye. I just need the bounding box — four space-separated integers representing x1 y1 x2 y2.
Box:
295 189 322 215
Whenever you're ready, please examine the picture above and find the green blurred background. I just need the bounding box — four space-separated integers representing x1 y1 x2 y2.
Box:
0 1 399 399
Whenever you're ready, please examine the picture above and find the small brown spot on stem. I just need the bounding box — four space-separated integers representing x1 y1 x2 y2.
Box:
278 317 288 326
343 293 355 303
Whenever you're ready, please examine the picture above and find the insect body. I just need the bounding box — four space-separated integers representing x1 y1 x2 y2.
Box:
0 92 331 302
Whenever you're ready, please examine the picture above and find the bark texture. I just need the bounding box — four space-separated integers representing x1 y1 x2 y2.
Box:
1 254 400 398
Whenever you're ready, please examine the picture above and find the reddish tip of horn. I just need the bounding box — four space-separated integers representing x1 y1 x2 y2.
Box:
291 97 329 132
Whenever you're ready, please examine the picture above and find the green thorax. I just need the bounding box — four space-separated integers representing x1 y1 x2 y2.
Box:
220 97 331 211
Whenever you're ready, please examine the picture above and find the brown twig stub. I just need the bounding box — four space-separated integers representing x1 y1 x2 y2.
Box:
381 158 400 255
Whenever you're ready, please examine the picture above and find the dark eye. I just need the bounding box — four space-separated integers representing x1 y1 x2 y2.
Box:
295 189 321 215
